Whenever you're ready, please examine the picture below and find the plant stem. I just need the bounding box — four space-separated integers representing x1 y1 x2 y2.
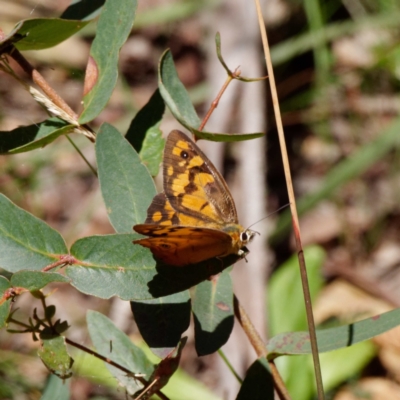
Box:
199 60 290 399
8 47 78 120
197 67 240 135
253 0 325 399
233 296 291 400
42 255 76 272
66 136 98 177
218 349 243 384
65 337 170 400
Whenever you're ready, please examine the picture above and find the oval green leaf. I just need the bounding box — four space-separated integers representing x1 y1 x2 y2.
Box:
79 0 138 124
10 271 69 292
67 233 241 300
158 49 264 142
87 310 154 395
158 49 200 128
125 88 165 153
0 194 68 272
61 0 105 20
268 307 400 359
192 270 234 356
236 358 274 400
67 233 156 300
138 127 165 177
41 374 70 400
0 118 73 154
38 336 73 379
131 291 191 359
268 245 325 336
12 18 90 51
96 123 156 232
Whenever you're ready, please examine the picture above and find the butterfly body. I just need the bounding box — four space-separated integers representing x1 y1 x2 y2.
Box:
134 130 255 266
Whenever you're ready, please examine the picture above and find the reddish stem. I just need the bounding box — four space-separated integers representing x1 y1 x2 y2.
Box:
42 255 76 272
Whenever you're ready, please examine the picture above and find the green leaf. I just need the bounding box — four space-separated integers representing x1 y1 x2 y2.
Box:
87 310 154 395
125 88 165 152
61 0 105 20
67 233 242 300
131 292 191 358
139 127 165 176
215 32 267 82
148 253 244 298
191 129 264 142
44 305 56 320
272 116 400 243
67 233 155 300
236 358 274 400
9 18 90 51
79 0 138 123
38 336 73 379
41 374 70 400
268 245 325 336
268 307 400 358
158 50 264 142
267 246 323 399
158 50 200 128
10 271 69 292
96 123 156 232
0 276 12 329
192 270 234 356
320 341 375 393
137 338 186 399
0 194 68 272
0 118 74 154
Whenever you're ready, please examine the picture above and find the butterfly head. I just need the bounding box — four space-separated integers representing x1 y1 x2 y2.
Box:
240 229 256 246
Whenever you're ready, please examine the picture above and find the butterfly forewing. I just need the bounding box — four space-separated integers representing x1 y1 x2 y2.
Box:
163 130 238 225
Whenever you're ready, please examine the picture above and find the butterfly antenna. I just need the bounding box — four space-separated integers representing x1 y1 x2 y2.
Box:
246 203 290 230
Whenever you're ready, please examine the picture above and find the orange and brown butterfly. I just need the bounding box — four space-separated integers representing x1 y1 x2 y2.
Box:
133 130 255 266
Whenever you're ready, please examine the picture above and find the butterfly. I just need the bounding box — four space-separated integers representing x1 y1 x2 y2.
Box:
133 130 255 266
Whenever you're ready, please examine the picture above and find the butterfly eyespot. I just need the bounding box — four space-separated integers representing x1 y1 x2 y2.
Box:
180 150 189 159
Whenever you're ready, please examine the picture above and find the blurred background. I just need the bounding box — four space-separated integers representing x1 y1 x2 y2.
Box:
1 0 400 399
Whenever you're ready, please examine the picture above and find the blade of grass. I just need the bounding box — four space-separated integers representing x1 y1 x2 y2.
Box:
303 0 331 86
254 0 324 399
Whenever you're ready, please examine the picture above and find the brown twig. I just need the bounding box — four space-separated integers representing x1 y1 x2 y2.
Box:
65 338 169 400
233 295 291 400
197 67 241 135
42 255 76 272
253 0 324 399
199 61 290 398
8 46 78 119
5 46 96 144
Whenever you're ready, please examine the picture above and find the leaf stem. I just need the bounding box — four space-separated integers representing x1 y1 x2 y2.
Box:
253 0 324 398
217 348 243 384
199 58 290 399
65 337 170 400
8 46 78 120
42 255 76 272
66 135 98 177
233 295 291 400
197 67 240 135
